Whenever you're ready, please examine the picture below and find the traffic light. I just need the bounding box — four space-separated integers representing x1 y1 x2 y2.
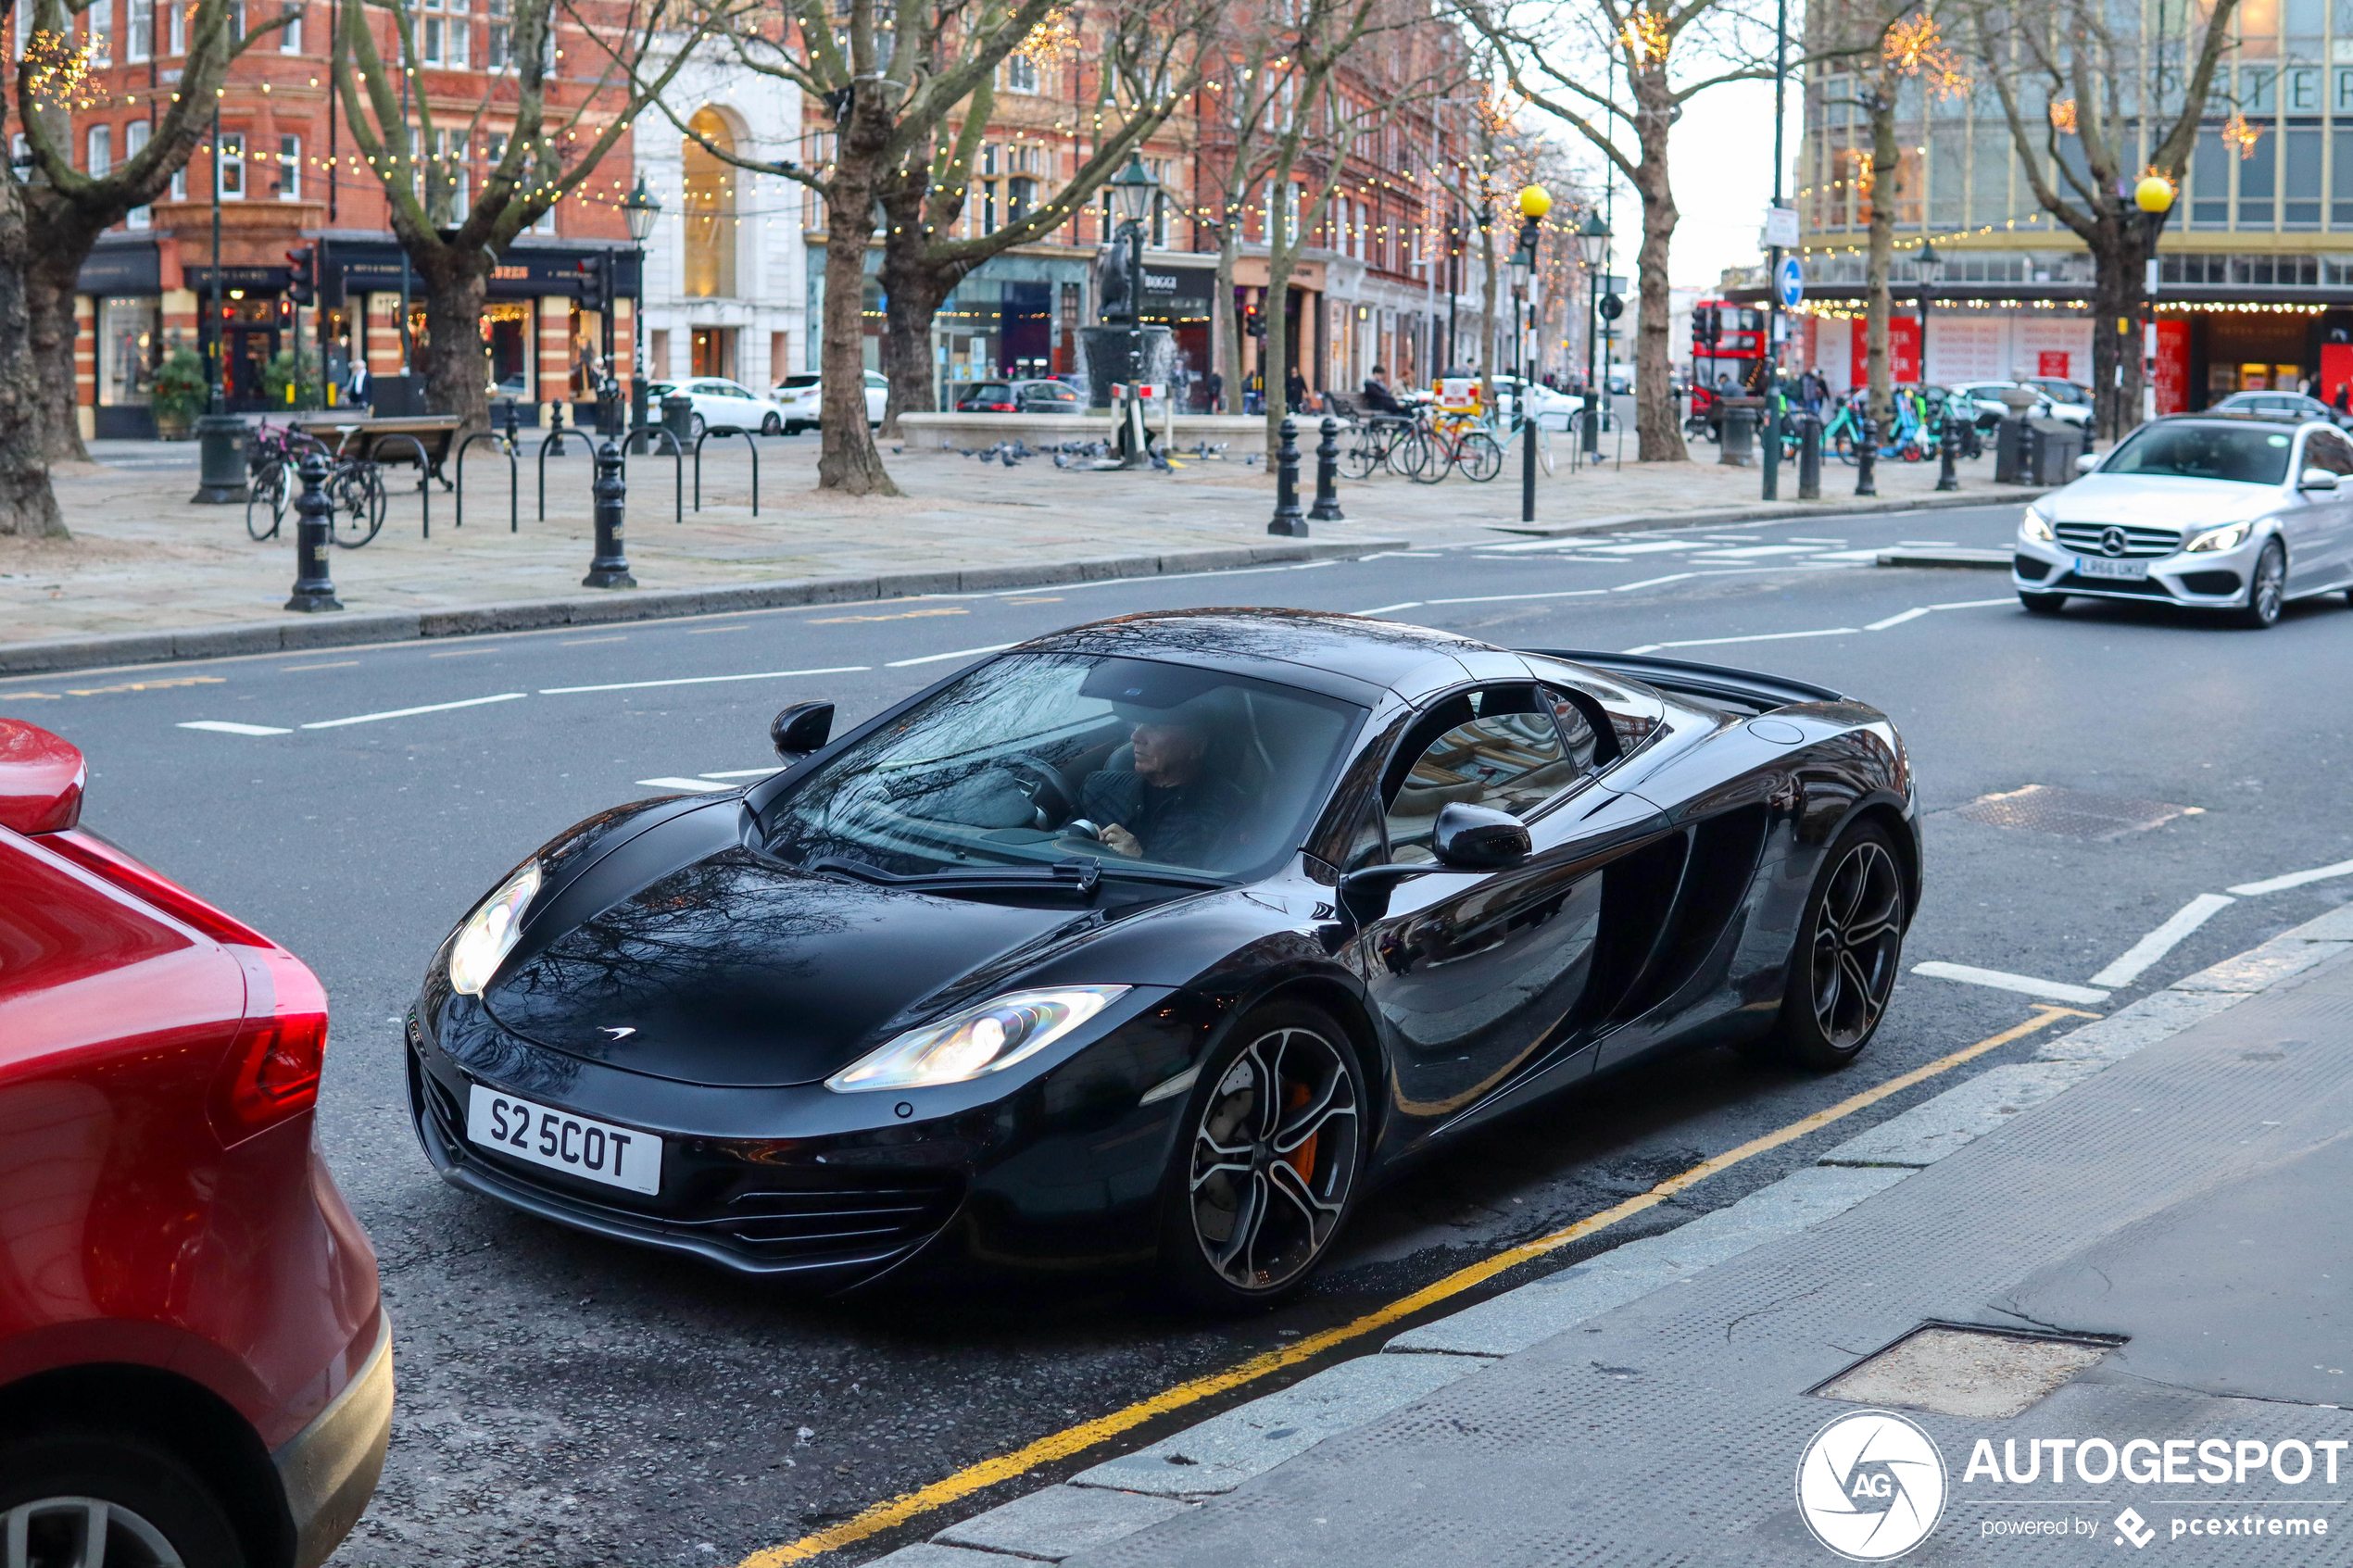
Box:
1243 299 1265 340
285 245 315 306
576 257 608 313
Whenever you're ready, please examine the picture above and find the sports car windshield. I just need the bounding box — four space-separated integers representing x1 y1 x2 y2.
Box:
764 654 1365 883
2102 424 2294 485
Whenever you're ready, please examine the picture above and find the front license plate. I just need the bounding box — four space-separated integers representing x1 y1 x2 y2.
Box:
466 1085 661 1195
2075 556 2148 580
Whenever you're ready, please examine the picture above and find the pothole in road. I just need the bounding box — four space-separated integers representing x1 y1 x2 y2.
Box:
1811 1323 2123 1419
1946 784 2204 841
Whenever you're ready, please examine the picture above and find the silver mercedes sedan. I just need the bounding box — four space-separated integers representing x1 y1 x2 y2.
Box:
2011 412 2353 628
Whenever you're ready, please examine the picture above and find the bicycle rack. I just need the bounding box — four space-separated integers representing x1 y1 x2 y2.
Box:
373 433 434 538
537 422 594 521
455 431 519 533
691 427 759 516
626 424 685 525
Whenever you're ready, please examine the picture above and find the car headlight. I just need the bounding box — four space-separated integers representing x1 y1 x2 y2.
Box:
2185 521 2254 553
2020 506 2055 542
826 985 1130 1093
447 861 542 996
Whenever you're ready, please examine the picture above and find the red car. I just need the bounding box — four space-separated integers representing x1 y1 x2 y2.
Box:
0 719 388 1568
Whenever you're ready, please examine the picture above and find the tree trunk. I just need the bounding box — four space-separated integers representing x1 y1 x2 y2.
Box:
2087 212 2147 443
876 180 941 437
1630 75 1687 463
1477 221 1498 398
419 254 491 435
818 161 899 496
26 206 102 465
0 183 66 538
1216 227 1242 415
1263 257 1295 456
1865 90 1898 424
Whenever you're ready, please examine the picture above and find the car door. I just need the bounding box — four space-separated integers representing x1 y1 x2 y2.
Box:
1348 684 1668 1127
2299 426 2353 585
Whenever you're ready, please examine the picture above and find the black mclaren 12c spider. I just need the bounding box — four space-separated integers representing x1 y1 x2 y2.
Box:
406 610 1920 1308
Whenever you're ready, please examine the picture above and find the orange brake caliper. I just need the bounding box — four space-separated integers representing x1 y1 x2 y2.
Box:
1283 1081 1317 1182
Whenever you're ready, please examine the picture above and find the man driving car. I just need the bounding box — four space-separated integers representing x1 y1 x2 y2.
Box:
1082 707 1249 867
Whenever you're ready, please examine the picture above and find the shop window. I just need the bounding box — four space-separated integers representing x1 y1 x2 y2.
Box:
218 132 245 200
126 120 151 226
684 107 737 297
88 0 111 62
87 124 109 178
2284 128 2321 226
129 0 149 58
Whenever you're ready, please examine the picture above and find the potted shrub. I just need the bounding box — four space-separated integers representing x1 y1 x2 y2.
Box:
151 347 208 439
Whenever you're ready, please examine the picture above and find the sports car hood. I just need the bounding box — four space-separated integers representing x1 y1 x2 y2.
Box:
482 847 1096 1087
2052 474 2284 530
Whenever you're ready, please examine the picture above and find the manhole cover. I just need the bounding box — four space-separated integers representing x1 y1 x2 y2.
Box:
1812 1324 2120 1419
1948 784 2203 841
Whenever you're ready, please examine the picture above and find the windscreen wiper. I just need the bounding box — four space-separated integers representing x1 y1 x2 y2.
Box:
811 855 1101 899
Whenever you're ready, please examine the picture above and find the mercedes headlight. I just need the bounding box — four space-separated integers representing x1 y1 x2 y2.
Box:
826 986 1129 1093
447 861 542 996
2020 506 2056 543
2186 521 2253 553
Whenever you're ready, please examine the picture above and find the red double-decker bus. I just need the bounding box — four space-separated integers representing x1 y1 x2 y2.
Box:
1691 298 1767 385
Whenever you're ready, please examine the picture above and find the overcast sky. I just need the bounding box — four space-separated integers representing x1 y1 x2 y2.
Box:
1647 77 1806 290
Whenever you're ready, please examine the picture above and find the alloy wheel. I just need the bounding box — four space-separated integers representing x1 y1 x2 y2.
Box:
3 1498 185 1568
2245 542 2286 627
1807 839 1906 1051
1188 1025 1361 1292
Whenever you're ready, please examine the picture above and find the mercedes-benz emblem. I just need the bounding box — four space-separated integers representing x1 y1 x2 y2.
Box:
2100 526 2129 557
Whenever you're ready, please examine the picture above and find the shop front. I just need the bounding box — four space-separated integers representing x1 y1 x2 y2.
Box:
77 240 166 439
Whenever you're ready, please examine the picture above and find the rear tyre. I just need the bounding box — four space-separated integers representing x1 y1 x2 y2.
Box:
761 412 782 436
1457 431 1504 482
1157 1001 1366 1311
1765 821 1907 1072
2018 591 2067 615
2238 538 2286 629
0 1429 246 1568
1339 434 1378 481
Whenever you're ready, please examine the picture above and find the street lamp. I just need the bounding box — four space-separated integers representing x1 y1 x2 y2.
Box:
1576 212 1610 458
622 176 662 446
1512 184 1549 521
1916 238 1942 391
2135 174 2176 430
1106 151 1159 468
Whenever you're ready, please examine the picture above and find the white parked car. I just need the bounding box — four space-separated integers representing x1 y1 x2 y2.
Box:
2012 412 2353 629
773 371 888 433
1947 379 2091 431
649 378 788 438
1485 375 1584 429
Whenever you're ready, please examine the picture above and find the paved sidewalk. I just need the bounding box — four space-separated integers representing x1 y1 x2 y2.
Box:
868 909 2353 1567
1 437 2024 670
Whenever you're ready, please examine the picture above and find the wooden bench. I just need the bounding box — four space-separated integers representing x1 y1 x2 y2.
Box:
291 415 465 487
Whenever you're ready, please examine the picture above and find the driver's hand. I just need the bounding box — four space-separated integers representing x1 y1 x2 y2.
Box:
1100 823 1143 858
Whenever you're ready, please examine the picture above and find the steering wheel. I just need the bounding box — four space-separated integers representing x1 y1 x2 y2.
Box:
996 755 1076 829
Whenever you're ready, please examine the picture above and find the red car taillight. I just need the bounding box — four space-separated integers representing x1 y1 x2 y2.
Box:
211 946 330 1143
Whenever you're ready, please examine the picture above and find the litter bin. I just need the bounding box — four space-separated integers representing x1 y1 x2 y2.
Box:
661 394 696 445
2026 419 2084 487
1994 417 2032 484
1718 395 1763 467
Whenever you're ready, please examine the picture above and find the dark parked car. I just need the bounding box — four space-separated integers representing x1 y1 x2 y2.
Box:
405 612 1919 1308
0 719 389 1568
957 379 1082 414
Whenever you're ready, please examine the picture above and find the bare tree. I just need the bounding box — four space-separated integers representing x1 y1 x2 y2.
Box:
870 3 1207 433
0 0 283 534
1464 0 1779 460
333 0 735 438
1970 0 2240 438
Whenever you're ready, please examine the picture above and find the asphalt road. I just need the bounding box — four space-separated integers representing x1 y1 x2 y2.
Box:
10 496 2353 1567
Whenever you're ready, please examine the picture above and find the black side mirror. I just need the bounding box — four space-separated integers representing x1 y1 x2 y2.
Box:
1431 802 1530 870
771 700 835 760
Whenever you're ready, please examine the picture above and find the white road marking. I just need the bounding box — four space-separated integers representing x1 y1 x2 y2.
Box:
1806 548 1889 561
636 776 736 792
2229 857 2353 896
1582 540 1699 555
1928 596 2018 610
1910 961 2110 1005
1865 608 1931 631
1897 539 1957 546
2089 893 2236 988
1353 601 1426 615
1612 572 1698 592
1425 588 1607 606
700 768 779 779
178 720 293 735
886 642 1018 668
1690 545 1818 558
299 693 528 729
1787 537 1848 545
1620 626 1861 655
540 665 867 695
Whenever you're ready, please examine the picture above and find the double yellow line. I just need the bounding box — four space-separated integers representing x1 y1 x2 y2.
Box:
739 1004 2091 1566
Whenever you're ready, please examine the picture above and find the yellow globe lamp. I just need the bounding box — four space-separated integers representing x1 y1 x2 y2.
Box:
2134 174 2176 215
1518 184 1552 220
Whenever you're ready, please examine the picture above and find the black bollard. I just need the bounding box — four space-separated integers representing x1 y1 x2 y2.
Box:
1268 416 1308 536
547 398 568 458
1934 409 1960 491
583 433 636 588
1855 416 1879 497
1309 416 1345 521
1797 411 1822 500
1761 399 1780 501
283 450 343 612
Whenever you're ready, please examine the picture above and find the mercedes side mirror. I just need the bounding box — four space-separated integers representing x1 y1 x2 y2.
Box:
771 700 835 760
1431 802 1531 870
2297 467 2340 491
2074 453 2100 475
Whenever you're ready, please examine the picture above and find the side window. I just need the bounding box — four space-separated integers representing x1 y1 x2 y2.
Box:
2307 429 2353 475
1541 685 1603 772
1383 686 1579 863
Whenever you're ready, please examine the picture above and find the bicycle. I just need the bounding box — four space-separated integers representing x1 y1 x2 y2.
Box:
1339 412 1419 479
1407 406 1504 483
244 421 329 542
1488 398 1556 477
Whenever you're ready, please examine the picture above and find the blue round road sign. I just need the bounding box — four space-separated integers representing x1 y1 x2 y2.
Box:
1776 257 1805 309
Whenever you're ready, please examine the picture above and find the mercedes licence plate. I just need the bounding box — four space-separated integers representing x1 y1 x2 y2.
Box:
467 1085 662 1195
2075 556 2148 580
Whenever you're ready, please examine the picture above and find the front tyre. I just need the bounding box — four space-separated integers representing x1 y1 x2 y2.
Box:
1158 1001 1365 1311
1767 822 1908 1072
2238 538 2286 629
2019 591 2068 615
761 412 783 436
0 1429 246 1568
1458 431 1504 483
